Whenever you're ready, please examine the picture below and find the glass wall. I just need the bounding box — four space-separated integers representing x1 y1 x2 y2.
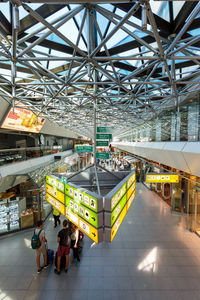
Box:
119 97 200 143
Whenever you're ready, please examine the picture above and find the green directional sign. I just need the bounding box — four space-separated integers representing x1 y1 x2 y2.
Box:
96 140 109 147
96 152 109 159
76 145 93 152
97 127 114 133
96 133 112 140
65 196 98 228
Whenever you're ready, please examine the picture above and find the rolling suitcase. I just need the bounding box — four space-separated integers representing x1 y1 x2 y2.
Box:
47 249 54 264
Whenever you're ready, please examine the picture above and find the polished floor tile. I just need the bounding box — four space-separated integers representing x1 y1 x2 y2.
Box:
1 183 200 300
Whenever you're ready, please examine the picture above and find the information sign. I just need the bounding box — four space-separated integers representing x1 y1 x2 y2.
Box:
96 140 109 147
111 191 135 242
97 127 114 133
65 196 99 228
127 183 135 201
146 174 179 183
76 145 93 152
46 194 65 215
46 176 65 193
111 193 127 227
96 133 112 140
65 207 101 243
65 184 98 212
111 182 126 210
96 152 109 159
127 173 136 189
46 184 65 204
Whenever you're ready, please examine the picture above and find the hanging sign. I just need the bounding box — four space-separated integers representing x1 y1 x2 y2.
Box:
96 152 109 159
96 140 109 147
146 173 179 183
97 127 114 133
96 133 112 140
46 194 65 215
46 184 65 204
65 207 103 243
75 145 93 152
65 196 103 228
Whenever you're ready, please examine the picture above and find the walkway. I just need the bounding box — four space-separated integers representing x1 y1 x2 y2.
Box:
1 183 200 300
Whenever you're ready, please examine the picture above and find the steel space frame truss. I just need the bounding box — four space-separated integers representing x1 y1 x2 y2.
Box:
0 0 200 138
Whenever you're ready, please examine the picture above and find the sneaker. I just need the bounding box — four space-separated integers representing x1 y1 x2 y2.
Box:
54 269 60 275
65 268 68 273
71 258 75 264
44 264 49 269
37 268 42 273
76 260 80 266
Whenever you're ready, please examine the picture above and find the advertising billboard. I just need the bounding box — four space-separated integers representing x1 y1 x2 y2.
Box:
1 102 45 133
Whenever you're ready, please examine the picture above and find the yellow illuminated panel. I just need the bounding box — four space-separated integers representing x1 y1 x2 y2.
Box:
126 190 135 211
146 174 179 183
111 204 127 242
46 193 65 215
127 173 135 189
127 183 135 200
65 207 98 243
46 184 65 204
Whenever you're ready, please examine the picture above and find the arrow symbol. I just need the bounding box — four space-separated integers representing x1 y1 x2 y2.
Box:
92 232 96 237
92 217 95 221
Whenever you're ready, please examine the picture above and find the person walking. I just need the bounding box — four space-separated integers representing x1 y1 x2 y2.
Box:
35 220 48 273
71 224 80 266
53 207 61 228
54 219 71 274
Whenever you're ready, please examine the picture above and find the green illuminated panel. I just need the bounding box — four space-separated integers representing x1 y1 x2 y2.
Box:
111 193 127 226
111 182 127 211
46 176 65 193
65 196 98 228
65 184 97 212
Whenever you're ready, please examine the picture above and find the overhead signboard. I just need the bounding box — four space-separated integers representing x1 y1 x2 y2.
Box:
65 196 103 228
96 127 114 133
96 140 109 147
75 145 93 152
1 101 45 133
96 133 112 140
104 171 136 242
105 189 135 242
96 152 109 160
146 173 179 183
46 184 65 204
65 183 103 213
46 175 65 193
65 207 103 243
46 194 65 215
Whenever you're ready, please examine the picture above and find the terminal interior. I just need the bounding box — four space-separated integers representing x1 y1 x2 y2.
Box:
0 0 200 299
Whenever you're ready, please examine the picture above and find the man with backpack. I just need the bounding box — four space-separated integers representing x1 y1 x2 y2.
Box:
32 220 48 273
54 219 71 275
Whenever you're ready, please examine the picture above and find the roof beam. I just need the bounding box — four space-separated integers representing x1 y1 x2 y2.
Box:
173 1 197 34
19 4 65 34
113 3 171 36
0 11 11 36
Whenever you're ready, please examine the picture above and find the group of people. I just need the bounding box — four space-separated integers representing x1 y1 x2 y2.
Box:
34 212 81 274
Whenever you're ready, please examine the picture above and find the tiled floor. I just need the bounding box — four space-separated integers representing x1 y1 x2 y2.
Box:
1 183 200 300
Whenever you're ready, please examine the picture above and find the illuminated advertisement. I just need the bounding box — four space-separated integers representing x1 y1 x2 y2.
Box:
1 102 45 133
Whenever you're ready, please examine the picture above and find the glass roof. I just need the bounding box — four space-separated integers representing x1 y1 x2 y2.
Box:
0 0 199 138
